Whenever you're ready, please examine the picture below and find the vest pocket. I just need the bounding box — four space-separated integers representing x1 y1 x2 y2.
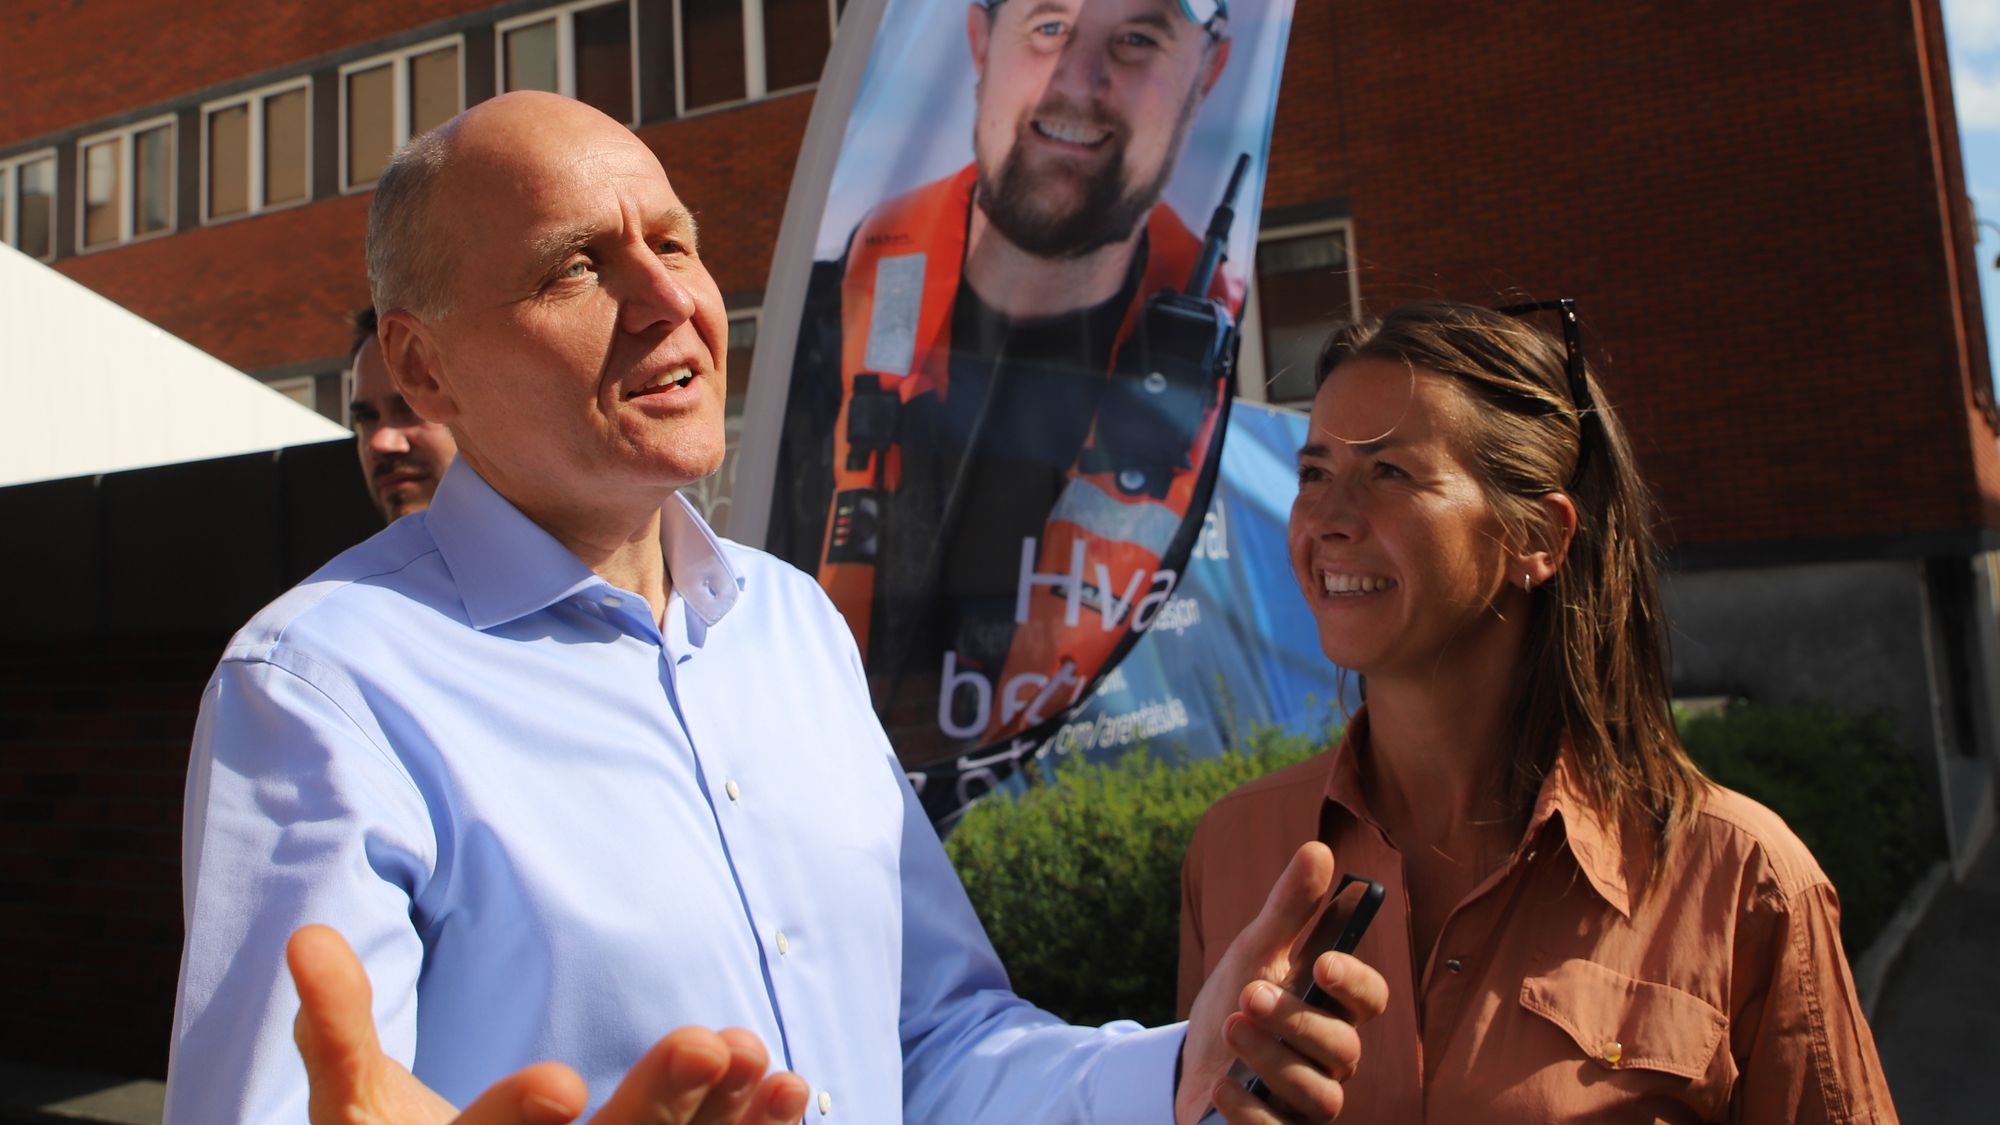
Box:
1519 958 1729 1084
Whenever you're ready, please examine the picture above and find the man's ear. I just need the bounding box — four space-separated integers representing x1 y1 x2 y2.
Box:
379 309 458 425
1516 491 1579 589
1198 35 1231 99
967 2 990 82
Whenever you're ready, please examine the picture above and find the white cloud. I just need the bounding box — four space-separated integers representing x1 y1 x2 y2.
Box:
1947 0 2000 54
1958 62 2000 130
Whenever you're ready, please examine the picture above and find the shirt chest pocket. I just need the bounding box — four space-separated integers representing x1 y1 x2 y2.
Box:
1519 958 1735 1120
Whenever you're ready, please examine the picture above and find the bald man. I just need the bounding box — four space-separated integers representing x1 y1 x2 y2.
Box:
166 92 1382 1125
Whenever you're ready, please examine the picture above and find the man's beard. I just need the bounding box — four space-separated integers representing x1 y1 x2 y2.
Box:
975 97 1181 261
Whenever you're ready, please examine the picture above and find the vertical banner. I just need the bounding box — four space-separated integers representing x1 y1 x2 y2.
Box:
736 0 1297 822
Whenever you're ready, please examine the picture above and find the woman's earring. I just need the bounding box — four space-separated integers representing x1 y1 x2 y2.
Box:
1524 572 1534 589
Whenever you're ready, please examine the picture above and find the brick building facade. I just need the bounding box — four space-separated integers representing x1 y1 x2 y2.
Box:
4 0 2000 1086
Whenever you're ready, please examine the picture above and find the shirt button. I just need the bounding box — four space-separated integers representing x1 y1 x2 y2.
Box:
817 1090 832 1115
776 930 789 956
703 578 718 596
1602 1040 1623 1065
725 779 741 802
1445 958 1463 974
600 594 623 608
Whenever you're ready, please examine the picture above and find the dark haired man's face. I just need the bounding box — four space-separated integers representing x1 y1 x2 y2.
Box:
969 0 1225 259
351 337 457 522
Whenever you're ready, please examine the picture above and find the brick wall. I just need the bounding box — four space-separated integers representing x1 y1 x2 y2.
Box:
1277 0 1999 549
18 0 1995 548
2 0 503 143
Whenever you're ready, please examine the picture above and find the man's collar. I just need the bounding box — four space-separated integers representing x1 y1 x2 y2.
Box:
426 460 741 632
1321 709 1642 918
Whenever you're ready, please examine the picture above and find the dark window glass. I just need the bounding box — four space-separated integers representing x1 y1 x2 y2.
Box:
208 105 251 218
1255 231 1352 403
505 21 560 93
727 314 758 402
764 0 831 91
575 2 635 122
82 139 122 248
17 158 54 259
409 45 461 137
682 0 747 110
135 124 173 235
346 64 395 187
264 87 309 205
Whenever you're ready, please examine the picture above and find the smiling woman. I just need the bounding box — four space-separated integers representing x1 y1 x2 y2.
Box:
1179 301 1902 1123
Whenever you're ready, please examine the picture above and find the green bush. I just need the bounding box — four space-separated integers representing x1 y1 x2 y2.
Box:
1677 702 1935 953
944 725 1324 1028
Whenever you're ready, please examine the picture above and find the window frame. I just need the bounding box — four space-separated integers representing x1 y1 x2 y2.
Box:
494 0 641 127
672 0 838 118
1237 218 1359 406
74 114 178 255
0 148 58 262
199 77 315 225
338 33 468 194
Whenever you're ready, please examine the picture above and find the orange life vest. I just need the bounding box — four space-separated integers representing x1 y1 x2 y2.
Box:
820 164 1241 746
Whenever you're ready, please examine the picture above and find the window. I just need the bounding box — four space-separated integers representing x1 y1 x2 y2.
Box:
498 1 636 125
0 150 56 261
341 37 465 191
76 117 175 252
266 374 318 410
203 79 311 222
1241 221 1358 405
676 0 836 114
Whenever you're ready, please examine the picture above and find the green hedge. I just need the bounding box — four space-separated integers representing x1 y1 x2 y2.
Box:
946 703 1934 1027
1677 702 1933 952
944 726 1323 1028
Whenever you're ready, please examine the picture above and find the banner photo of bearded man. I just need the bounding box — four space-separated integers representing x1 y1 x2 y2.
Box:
760 0 1297 822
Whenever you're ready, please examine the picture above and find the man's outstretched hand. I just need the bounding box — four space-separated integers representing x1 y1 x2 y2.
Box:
1175 843 1390 1124
286 926 811 1125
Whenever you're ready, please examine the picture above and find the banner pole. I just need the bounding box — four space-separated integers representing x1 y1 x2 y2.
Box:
728 0 889 550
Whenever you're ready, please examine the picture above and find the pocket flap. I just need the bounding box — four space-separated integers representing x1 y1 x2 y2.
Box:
1519 959 1726 1079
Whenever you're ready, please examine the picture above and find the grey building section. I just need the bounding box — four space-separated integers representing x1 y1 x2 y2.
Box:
1665 554 2000 876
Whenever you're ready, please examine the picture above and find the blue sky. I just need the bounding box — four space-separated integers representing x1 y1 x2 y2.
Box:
1945 0 2000 391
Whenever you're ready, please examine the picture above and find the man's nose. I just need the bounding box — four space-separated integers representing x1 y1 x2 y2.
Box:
369 424 412 455
1048 32 1111 100
618 248 699 336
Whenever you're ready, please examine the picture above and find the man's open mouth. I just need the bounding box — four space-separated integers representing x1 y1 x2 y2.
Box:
1031 119 1113 148
625 366 696 399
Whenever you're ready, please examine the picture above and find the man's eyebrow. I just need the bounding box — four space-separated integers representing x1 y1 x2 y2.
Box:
1017 0 1077 22
526 223 597 270
658 206 700 253
1125 9 1178 36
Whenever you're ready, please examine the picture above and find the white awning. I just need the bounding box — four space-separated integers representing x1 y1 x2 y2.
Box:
0 242 349 488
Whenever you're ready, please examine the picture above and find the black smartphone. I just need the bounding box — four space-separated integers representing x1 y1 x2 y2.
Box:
1200 873 1385 1121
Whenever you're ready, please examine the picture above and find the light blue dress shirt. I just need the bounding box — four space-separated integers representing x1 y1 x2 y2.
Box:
167 462 1182 1123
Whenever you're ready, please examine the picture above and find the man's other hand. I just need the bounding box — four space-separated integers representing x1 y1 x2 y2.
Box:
286 926 811 1124
1173 844 1390 1124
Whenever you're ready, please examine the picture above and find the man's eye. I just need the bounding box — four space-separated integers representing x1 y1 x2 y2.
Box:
1374 461 1409 480
1114 31 1161 50
1297 464 1327 485
657 239 688 257
1030 19 1068 40
559 259 594 280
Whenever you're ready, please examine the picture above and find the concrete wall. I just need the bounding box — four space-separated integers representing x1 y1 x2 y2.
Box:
1664 557 1999 875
